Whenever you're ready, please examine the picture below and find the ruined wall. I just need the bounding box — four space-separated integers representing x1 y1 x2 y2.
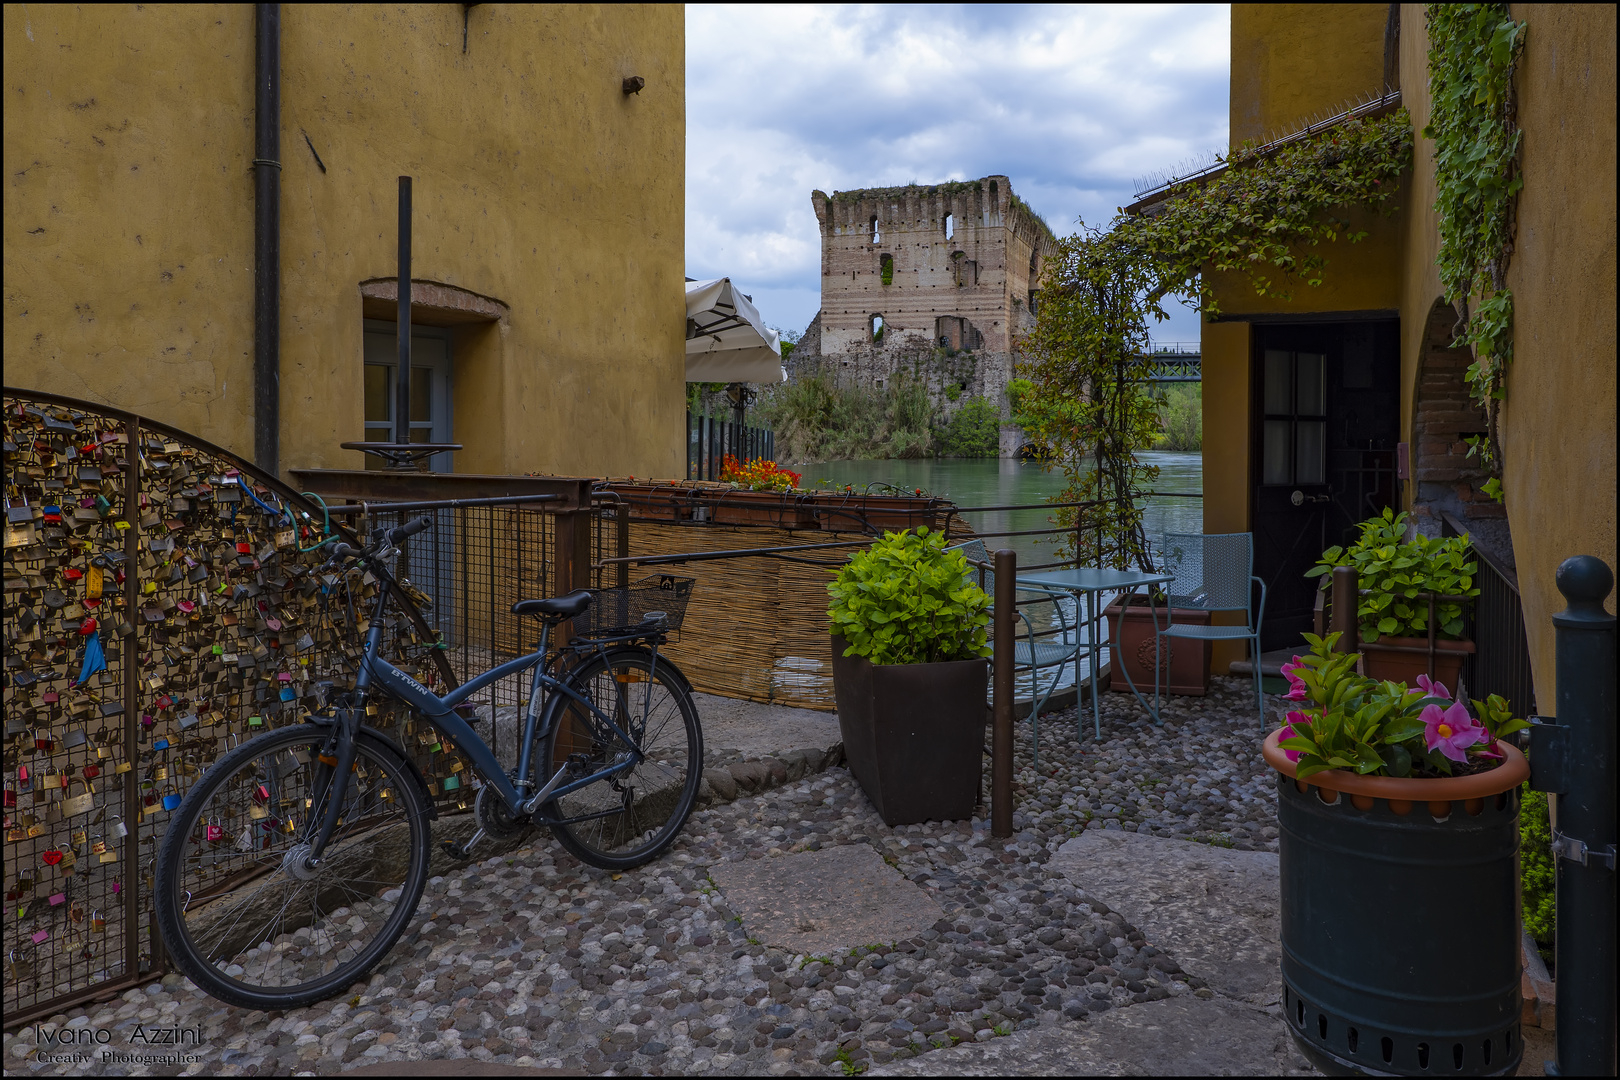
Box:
793 176 1053 451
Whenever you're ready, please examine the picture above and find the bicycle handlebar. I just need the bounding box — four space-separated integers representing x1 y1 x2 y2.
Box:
389 515 433 545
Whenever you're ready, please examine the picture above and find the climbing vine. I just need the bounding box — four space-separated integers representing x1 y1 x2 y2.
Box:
1020 109 1413 569
1424 3 1526 500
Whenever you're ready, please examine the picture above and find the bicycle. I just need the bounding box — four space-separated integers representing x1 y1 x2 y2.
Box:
153 515 704 1010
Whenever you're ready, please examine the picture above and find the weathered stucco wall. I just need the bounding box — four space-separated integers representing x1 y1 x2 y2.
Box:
1230 4 1392 145
4 4 686 480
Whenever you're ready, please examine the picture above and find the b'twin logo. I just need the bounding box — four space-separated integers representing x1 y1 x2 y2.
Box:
389 668 427 695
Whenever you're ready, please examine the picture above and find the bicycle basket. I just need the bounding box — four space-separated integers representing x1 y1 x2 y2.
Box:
574 574 695 639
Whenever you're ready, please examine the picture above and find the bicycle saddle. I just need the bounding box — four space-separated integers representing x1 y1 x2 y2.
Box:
511 590 593 619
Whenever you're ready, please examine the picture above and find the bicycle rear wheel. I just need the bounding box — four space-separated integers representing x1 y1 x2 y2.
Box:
540 648 702 870
153 725 432 1010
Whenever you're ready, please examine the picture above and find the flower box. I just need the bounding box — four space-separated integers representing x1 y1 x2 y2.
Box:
831 635 987 826
1360 634 1475 688
705 490 818 529
1262 730 1528 1076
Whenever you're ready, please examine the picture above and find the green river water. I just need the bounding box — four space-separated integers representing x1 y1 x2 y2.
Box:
803 451 1203 567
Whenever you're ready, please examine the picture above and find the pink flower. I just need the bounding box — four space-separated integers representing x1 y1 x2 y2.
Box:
1422 702 1486 763
1280 710 1314 763
1411 673 1450 700
1280 656 1309 701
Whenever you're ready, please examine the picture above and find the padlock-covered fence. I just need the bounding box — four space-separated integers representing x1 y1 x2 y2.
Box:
1 389 466 1025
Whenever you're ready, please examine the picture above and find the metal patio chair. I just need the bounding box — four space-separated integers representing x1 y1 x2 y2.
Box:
1151 532 1268 727
948 539 1082 765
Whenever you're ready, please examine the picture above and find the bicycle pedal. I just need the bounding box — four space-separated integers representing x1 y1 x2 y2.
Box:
440 827 485 861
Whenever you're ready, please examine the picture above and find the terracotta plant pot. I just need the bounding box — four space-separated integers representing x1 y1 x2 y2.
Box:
814 495 946 534
1359 635 1476 688
1103 598 1211 696
830 634 988 826
1262 730 1528 1076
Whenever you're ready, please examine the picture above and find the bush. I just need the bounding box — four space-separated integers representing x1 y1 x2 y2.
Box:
1520 786 1555 959
759 373 937 461
827 526 990 665
938 396 1000 457
1306 508 1479 641
1157 383 1202 450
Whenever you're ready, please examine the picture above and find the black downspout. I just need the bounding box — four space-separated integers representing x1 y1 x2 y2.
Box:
396 176 413 448
253 4 281 474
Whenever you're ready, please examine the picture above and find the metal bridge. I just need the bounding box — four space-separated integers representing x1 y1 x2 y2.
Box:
1140 344 1200 382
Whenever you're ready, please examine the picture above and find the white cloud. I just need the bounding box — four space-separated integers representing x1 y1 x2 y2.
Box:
686 3 1229 345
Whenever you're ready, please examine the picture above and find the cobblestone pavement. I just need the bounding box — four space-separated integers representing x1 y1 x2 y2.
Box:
6 678 1288 1076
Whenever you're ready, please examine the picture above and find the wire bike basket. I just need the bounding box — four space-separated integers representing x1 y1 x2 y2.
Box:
573 574 695 639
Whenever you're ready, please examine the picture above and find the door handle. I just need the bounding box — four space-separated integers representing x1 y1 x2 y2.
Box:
1291 490 1332 506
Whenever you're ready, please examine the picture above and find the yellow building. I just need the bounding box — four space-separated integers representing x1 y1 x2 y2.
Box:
3 4 687 480
1181 4 1615 708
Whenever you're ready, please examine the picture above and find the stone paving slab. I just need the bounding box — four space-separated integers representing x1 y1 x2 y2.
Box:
711 844 944 956
1050 831 1281 1005
693 692 842 761
870 994 1312 1076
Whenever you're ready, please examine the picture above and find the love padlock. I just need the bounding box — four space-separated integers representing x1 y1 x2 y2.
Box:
205 820 223 842
9 948 32 981
63 777 97 817
41 849 63 867
90 909 105 932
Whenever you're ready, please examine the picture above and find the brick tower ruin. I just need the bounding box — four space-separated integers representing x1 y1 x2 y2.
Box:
788 176 1056 455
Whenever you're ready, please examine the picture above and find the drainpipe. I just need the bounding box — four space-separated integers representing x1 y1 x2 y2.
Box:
253 3 281 474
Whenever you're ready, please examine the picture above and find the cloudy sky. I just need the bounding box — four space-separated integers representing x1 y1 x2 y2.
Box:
685 4 1231 347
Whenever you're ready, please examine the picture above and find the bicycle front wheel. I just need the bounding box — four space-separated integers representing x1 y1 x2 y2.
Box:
540 648 703 870
153 725 432 1010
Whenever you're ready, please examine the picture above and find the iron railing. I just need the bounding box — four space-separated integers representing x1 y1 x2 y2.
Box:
687 411 774 481
1443 512 1536 714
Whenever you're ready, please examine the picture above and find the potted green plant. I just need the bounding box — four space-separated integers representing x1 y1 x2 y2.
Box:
1307 508 1480 687
1263 633 1530 1076
827 526 991 825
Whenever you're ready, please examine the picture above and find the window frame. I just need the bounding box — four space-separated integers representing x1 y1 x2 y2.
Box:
361 318 454 472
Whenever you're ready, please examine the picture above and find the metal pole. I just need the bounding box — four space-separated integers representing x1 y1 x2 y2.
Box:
992 548 1015 838
395 175 412 446
1548 556 1616 1076
252 3 280 474
1331 566 1359 654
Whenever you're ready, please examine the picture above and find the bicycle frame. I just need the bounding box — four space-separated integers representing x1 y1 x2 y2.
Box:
303 553 650 859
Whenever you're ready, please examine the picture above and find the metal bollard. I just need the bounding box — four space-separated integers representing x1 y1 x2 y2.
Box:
992 548 1015 839
1528 555 1616 1076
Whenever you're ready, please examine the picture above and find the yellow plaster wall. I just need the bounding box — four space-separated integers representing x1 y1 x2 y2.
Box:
1230 4 1391 145
1199 320 1253 671
1395 4 1616 710
3 4 686 481
1496 4 1618 700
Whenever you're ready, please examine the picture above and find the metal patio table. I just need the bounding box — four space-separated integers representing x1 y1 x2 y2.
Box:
1012 566 1177 741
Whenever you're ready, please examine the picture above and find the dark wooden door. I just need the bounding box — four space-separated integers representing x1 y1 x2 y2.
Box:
1251 321 1399 651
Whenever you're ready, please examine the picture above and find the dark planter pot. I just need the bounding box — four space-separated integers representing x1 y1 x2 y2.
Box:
1262 731 1529 1077
830 634 988 826
1361 635 1476 689
1103 598 1211 696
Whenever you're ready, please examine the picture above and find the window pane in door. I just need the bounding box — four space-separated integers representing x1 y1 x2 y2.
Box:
1263 420 1292 484
364 364 391 424
1296 420 1326 485
1295 353 1326 416
1264 351 1293 414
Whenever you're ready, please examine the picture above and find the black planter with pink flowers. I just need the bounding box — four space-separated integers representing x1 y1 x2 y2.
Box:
1265 731 1529 1077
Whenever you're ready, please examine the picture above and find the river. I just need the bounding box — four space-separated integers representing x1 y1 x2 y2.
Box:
801 452 1204 709
802 451 1203 567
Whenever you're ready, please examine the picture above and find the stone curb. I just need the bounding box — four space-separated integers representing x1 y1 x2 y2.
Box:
698 744 846 807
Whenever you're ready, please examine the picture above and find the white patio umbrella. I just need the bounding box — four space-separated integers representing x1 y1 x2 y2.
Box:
685 277 786 383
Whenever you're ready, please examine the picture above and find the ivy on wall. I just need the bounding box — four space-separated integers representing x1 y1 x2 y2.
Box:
1020 109 1413 569
1424 3 1526 501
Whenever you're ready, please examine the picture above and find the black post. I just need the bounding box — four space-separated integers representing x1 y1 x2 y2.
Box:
1331 566 1359 653
252 3 280 474
1549 556 1616 1076
395 175 413 447
992 548 1015 838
